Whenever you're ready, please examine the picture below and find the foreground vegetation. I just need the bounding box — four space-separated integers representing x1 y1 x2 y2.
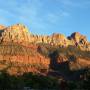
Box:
0 69 90 90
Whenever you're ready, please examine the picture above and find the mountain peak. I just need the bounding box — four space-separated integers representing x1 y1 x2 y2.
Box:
0 23 30 44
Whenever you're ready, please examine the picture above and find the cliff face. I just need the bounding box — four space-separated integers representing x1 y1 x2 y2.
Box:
0 23 90 75
0 24 50 75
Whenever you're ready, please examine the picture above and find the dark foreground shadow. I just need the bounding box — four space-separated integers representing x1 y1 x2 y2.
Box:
0 71 60 90
0 68 89 90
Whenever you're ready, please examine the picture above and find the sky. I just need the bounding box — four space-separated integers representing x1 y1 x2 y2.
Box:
0 0 90 41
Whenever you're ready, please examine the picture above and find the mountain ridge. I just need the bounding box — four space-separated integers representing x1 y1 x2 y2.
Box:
0 23 90 51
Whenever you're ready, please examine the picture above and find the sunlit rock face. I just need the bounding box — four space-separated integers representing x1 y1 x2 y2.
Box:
0 24 90 51
0 24 31 45
0 42 50 75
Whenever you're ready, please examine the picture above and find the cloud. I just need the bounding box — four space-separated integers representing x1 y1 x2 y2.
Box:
60 0 90 8
0 0 42 25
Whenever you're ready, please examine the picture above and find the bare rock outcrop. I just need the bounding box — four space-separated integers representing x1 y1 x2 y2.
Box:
70 32 88 44
0 24 89 51
68 32 90 51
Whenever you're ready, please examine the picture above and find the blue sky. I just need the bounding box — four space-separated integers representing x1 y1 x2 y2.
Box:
0 0 90 41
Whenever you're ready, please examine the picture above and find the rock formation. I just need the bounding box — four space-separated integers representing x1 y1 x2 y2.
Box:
68 32 90 51
0 23 90 75
69 32 88 44
0 24 31 45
